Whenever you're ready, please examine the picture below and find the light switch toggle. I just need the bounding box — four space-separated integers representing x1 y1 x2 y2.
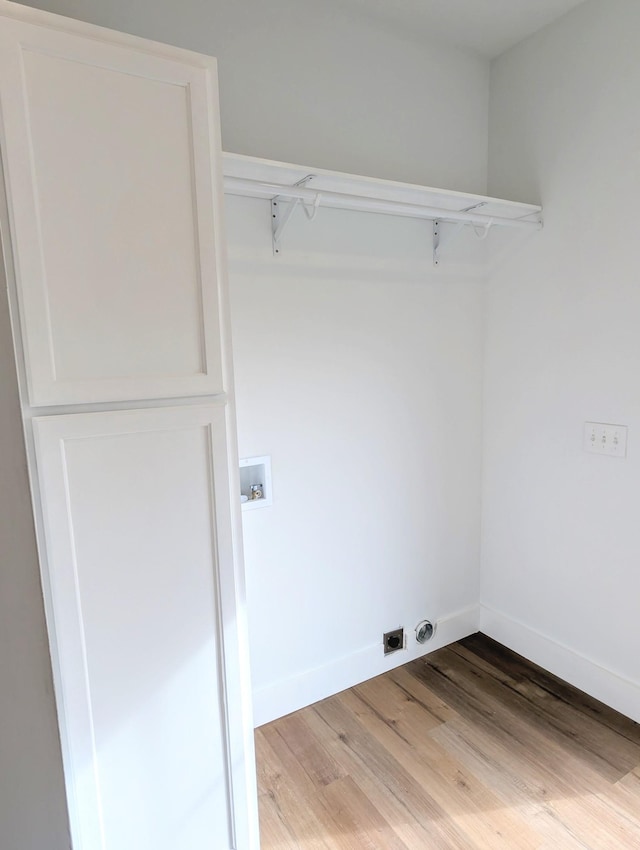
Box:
584 422 628 458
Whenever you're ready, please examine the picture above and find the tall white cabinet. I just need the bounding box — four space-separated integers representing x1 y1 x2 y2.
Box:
0 3 257 849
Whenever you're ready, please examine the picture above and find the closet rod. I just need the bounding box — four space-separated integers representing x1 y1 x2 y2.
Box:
224 176 542 230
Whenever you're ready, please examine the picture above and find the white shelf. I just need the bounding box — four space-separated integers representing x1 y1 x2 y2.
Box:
222 152 542 229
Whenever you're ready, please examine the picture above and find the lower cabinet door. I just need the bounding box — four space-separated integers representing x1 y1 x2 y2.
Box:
32 404 256 850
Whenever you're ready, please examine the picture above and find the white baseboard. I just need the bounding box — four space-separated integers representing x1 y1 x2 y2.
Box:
479 604 640 724
253 604 480 727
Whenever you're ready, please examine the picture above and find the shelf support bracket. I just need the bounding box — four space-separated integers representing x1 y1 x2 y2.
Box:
432 220 441 266
433 202 490 266
271 174 316 255
272 197 299 255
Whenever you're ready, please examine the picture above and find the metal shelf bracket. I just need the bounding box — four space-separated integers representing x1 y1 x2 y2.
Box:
432 202 491 266
272 174 316 255
433 219 441 267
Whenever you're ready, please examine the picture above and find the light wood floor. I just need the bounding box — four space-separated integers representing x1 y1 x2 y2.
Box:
255 634 640 849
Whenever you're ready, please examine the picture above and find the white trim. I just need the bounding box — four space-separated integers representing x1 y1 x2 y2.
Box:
253 604 479 727
479 604 640 724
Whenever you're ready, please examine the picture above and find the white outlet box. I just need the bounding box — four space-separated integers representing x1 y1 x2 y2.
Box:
584 422 628 458
239 455 273 510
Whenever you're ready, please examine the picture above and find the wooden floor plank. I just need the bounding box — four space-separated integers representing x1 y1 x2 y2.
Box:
340 688 540 850
423 647 633 783
461 634 640 745
256 634 640 849
452 639 640 776
414 650 640 846
319 775 410 850
255 728 339 850
409 647 632 790
257 790 300 849
272 711 347 788
387 664 460 724
314 692 478 849
432 709 640 849
302 704 465 850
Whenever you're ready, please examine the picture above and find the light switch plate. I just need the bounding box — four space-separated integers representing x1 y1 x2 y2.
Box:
584 422 627 458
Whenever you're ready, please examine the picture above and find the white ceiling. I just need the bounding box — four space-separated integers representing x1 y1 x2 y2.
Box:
339 0 588 57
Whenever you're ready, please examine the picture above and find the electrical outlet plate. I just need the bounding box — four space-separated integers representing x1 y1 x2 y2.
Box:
383 628 404 655
584 422 627 458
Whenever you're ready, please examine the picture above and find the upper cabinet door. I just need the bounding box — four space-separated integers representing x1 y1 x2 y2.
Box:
0 6 229 405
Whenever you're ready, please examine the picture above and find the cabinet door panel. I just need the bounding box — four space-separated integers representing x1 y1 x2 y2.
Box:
33 405 249 850
0 15 227 404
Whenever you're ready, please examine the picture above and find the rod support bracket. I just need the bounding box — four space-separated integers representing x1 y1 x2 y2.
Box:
272 197 298 255
271 174 316 255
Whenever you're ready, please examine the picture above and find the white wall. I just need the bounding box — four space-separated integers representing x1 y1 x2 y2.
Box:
226 196 484 724
21 0 490 192
482 0 640 721
10 0 490 735
3 10 637 850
